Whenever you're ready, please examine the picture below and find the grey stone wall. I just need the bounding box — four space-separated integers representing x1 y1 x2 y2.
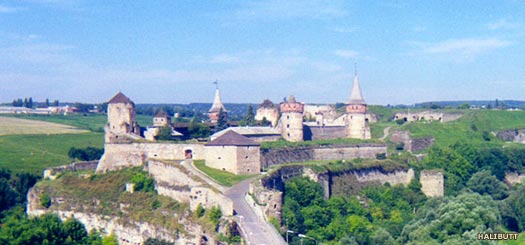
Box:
304 125 346 140
497 129 525 143
260 144 387 169
44 161 98 179
390 130 434 153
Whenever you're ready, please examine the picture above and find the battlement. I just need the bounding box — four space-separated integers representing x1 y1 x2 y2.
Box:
280 96 304 113
346 104 367 114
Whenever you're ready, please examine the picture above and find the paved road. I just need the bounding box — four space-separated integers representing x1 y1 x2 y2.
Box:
225 179 287 245
183 160 286 244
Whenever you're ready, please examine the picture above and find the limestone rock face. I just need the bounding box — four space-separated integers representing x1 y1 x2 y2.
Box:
26 187 214 245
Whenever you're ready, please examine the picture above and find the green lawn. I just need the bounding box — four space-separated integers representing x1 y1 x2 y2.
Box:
0 132 104 174
193 160 255 187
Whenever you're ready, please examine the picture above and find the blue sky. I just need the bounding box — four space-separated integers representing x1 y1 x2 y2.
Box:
1 0 524 105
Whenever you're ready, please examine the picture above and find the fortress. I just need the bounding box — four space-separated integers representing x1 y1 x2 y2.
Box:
97 72 379 175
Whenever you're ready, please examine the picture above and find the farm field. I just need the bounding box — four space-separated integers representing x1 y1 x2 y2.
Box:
0 115 109 175
0 132 104 174
4 114 152 132
0 116 89 135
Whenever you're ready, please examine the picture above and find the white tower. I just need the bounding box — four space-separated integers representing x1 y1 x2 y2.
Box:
345 72 371 139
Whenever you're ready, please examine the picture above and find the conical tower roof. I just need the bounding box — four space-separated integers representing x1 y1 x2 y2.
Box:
348 74 365 105
209 88 227 113
108 92 134 104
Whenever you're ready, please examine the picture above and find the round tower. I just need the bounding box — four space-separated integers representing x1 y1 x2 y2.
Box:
346 74 371 139
255 99 279 127
280 95 304 142
105 92 140 143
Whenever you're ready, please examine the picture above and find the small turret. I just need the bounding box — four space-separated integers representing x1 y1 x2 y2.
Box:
280 95 304 142
208 81 228 123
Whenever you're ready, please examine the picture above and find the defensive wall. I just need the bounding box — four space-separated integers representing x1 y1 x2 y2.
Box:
43 161 98 180
248 164 445 224
260 144 387 169
390 131 435 153
497 129 525 143
96 143 205 173
303 125 346 141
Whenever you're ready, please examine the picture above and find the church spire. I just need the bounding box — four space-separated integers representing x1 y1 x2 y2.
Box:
348 68 365 105
209 80 227 113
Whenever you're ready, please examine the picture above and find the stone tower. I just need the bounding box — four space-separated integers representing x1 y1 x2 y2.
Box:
280 95 304 142
255 99 279 127
345 74 371 139
208 83 228 123
105 92 141 143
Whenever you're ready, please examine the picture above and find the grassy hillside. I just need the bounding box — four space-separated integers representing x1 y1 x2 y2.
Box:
398 110 525 148
0 133 103 174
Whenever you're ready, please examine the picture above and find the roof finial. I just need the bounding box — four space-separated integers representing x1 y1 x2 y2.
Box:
354 62 357 76
213 80 219 89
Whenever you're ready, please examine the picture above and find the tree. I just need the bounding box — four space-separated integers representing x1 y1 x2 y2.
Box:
28 97 33 108
467 170 508 200
215 108 228 132
244 105 255 126
371 228 395 245
45 98 50 107
52 100 59 107
0 178 17 211
188 120 211 139
501 185 525 232
457 103 470 109
156 126 175 141
399 192 502 244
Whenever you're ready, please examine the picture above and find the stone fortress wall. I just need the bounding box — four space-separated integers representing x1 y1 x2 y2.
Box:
260 144 387 169
250 165 443 224
96 143 205 173
390 130 435 153
420 170 444 197
394 111 463 123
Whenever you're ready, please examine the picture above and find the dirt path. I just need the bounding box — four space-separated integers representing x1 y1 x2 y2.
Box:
380 126 392 141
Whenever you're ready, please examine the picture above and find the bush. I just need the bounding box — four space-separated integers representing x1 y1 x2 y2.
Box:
196 204 205 218
68 147 104 161
208 206 222 226
40 193 51 208
130 171 155 193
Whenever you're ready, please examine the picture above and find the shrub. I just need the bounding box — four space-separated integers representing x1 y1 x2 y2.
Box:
40 193 51 208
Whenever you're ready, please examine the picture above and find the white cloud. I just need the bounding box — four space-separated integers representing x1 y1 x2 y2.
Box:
208 54 240 64
413 26 426 32
487 18 520 30
409 38 512 60
334 49 359 59
332 27 357 33
235 0 347 21
0 4 19 13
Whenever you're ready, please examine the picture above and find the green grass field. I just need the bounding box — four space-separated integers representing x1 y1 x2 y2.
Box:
193 160 255 187
0 132 104 174
397 110 525 148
